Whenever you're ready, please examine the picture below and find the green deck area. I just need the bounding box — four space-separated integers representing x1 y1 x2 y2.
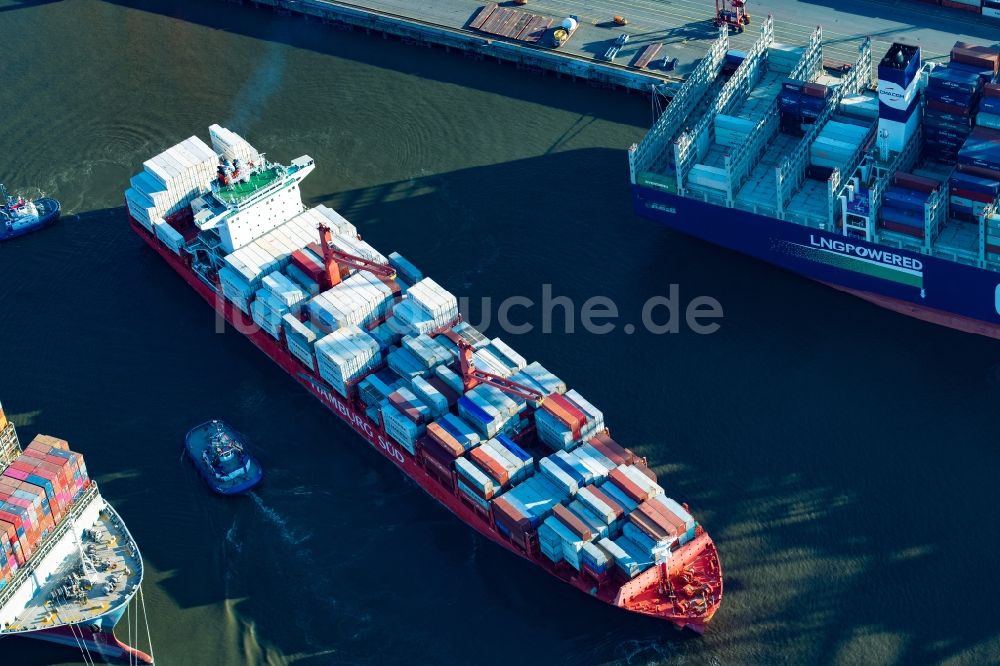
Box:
215 167 282 205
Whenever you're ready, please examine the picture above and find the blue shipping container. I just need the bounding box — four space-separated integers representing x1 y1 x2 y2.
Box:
882 205 925 229
928 67 983 95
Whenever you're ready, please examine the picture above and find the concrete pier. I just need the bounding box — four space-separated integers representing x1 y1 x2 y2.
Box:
234 0 998 94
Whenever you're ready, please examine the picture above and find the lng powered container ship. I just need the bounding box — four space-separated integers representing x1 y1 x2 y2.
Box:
0 401 152 663
125 125 723 632
629 20 1000 338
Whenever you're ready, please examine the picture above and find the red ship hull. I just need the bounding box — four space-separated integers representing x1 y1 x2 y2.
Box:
16 626 153 664
129 216 722 631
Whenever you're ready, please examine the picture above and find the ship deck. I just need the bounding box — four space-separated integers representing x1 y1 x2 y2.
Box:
214 167 283 205
2 494 143 634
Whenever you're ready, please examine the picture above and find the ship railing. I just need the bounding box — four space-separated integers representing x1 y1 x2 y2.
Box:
776 36 871 216
0 484 101 614
786 26 824 86
726 104 780 204
629 26 729 184
827 122 878 228
675 15 774 194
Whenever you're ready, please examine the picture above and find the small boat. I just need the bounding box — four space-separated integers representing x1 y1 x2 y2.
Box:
0 183 60 241
184 420 263 495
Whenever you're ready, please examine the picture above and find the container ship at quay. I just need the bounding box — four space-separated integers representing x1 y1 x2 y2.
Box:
0 402 152 663
629 20 1000 339
125 125 722 632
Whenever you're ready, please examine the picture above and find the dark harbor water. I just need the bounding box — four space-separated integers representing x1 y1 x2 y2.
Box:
1 1 998 664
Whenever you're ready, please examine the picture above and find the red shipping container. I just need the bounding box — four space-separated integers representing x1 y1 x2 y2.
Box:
893 172 940 193
952 187 996 204
470 448 509 486
941 0 981 13
987 243 1000 255
958 163 1000 182
927 99 973 116
951 41 1000 73
634 463 657 484
425 376 460 406
641 500 685 536
636 502 678 537
587 485 625 519
588 433 636 466
628 509 669 541
552 504 591 541
541 395 586 434
881 220 926 238
426 422 465 457
608 468 646 503
986 83 1000 99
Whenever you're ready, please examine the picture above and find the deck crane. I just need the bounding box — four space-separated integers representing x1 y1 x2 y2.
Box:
427 320 547 407
314 223 403 330
315 223 399 291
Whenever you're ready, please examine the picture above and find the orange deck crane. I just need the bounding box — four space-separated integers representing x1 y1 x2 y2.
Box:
428 320 546 406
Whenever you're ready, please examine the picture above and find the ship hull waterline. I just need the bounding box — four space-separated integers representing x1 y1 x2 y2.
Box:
129 214 721 632
632 184 1000 339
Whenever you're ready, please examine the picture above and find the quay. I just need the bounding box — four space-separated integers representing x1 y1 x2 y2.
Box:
228 0 997 95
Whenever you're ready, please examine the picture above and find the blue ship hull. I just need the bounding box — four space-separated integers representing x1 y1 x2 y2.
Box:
632 185 1000 338
0 198 60 241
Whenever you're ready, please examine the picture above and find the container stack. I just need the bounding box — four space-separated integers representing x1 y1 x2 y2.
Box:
380 391 428 455
950 171 1000 223
493 474 570 550
209 124 262 166
252 271 307 340
979 84 1000 130
306 271 395 334
838 94 880 122
425 413 481 458
877 43 922 154
314 325 382 398
880 173 937 238
387 252 423 286
462 435 533 492
925 66 983 164
125 136 218 231
454 456 497 511
508 362 567 397
389 278 460 335
409 376 453 418
0 438 91 589
458 383 527 439
985 0 1000 18
714 114 755 147
535 390 605 451
282 314 321 370
809 121 870 171
220 210 350 313
779 80 832 137
401 334 453 372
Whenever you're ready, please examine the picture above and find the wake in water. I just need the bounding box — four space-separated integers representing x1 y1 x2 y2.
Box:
249 491 312 546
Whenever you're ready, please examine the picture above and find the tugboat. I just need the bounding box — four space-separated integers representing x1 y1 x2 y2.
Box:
184 420 262 495
0 184 60 241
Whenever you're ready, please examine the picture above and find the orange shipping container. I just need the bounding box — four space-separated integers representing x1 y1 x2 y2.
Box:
552 504 592 542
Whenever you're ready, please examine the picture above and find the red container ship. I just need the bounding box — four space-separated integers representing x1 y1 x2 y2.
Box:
124 125 722 632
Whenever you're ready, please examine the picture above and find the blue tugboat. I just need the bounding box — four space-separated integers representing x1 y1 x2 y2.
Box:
0 184 60 241
185 420 263 495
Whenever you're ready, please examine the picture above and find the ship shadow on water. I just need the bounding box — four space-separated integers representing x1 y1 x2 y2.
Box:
0 0 63 14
